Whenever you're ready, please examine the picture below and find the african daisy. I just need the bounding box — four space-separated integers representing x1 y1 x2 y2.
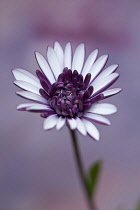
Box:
12 42 121 140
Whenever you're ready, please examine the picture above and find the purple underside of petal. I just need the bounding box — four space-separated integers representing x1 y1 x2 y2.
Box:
17 104 53 113
41 110 56 118
36 70 47 81
39 89 49 100
36 70 51 88
26 108 53 113
83 116 110 126
39 79 50 92
17 106 31 111
90 94 104 104
17 107 50 112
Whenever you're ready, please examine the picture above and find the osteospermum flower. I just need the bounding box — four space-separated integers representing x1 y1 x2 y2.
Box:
12 42 121 140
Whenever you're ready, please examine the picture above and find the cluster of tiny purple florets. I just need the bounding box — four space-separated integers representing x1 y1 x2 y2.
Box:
36 67 101 118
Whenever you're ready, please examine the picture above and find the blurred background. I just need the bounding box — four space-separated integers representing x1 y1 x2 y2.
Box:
0 0 140 209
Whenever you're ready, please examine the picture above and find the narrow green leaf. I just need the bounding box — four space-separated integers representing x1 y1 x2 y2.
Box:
135 200 140 210
86 159 103 197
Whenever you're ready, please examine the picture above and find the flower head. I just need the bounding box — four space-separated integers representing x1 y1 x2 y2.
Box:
12 42 121 140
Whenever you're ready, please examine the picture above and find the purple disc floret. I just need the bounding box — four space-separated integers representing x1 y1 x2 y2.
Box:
37 67 100 118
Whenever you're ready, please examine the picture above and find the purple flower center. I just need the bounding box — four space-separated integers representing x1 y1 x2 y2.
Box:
37 68 94 117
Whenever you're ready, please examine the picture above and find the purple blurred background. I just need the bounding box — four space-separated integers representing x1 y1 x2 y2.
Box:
1 0 140 209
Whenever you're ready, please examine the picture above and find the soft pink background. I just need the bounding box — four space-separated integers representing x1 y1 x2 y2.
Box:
0 0 140 210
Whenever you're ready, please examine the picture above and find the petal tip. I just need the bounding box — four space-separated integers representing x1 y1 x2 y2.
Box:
114 64 119 68
54 41 60 46
104 54 109 60
92 134 100 141
113 107 118 114
14 80 18 85
12 68 16 74
43 121 48 130
95 49 99 54
66 42 71 47
43 125 47 130
16 105 20 110
12 68 18 77
35 51 41 59
107 121 111 126
16 91 20 95
119 88 123 92
96 132 100 141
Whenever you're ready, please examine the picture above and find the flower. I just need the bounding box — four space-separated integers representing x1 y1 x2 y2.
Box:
12 42 121 141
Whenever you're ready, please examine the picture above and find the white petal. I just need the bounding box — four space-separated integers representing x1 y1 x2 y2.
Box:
84 113 111 125
64 42 72 69
12 68 41 88
82 119 100 141
54 41 64 69
12 68 39 82
14 80 40 95
47 46 61 79
92 64 118 87
35 52 55 83
67 118 77 130
92 73 119 95
102 88 122 98
82 49 98 78
43 114 58 130
26 104 51 111
17 103 51 111
72 43 85 73
88 103 117 115
16 91 47 104
75 118 87 136
56 116 66 130
89 55 108 83
17 103 39 110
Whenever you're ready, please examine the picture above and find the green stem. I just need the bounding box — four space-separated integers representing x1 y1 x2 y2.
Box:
69 129 96 210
